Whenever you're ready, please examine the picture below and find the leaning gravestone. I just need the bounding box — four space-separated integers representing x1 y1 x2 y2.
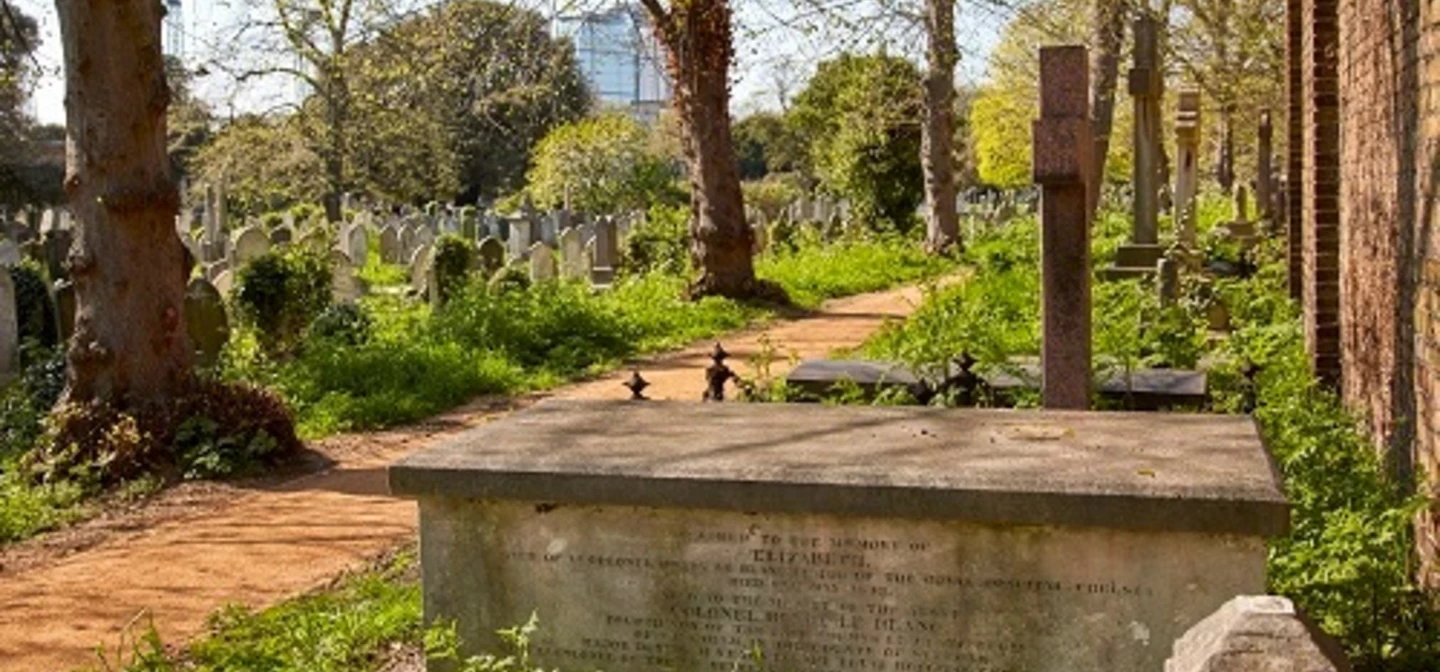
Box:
211 270 234 298
410 244 434 295
477 237 505 277
528 242 556 283
232 226 271 266
184 277 229 369
558 228 586 280
391 400 1289 672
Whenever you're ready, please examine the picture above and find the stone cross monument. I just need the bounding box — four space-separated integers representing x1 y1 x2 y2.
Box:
1129 15 1162 246
1032 45 1094 410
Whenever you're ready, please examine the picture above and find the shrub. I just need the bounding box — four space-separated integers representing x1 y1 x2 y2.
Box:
11 260 57 350
741 176 805 222
432 235 475 305
306 303 374 347
525 113 681 213
30 380 301 487
622 204 689 277
487 264 531 295
235 248 333 357
788 53 924 234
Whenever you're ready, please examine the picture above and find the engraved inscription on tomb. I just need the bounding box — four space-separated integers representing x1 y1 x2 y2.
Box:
475 506 1174 672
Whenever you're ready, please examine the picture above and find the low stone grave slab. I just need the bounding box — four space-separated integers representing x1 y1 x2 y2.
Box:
787 359 1208 410
391 400 1287 672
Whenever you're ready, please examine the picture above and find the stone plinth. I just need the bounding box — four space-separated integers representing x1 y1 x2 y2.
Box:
392 400 1288 672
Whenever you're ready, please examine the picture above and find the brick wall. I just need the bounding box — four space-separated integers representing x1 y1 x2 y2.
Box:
1288 0 1304 301
1302 0 1343 386
1335 0 1436 588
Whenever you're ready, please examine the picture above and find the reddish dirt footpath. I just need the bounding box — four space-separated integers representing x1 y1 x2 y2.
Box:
0 284 925 672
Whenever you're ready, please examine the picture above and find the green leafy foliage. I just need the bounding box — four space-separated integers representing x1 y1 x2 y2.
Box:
434 235 477 305
235 248 334 357
622 204 690 277
732 112 806 181
306 303 375 348
217 238 950 438
11 260 57 349
789 53 924 234
173 417 280 480
348 0 590 203
526 114 680 213
99 552 422 672
862 200 1440 668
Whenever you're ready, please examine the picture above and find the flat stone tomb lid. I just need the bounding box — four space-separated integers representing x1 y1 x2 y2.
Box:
389 399 1288 536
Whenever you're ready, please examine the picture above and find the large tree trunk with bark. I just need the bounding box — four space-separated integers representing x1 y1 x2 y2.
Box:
55 0 191 406
922 0 960 254
642 0 768 300
1088 0 1126 210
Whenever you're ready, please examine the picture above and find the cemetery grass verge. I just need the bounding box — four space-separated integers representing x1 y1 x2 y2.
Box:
90 547 425 672
225 236 953 439
0 236 949 547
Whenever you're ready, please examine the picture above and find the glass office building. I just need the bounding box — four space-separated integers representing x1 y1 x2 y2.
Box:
552 3 670 123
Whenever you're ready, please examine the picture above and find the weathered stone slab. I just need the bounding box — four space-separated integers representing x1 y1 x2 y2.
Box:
787 359 1208 410
1166 596 1351 672
393 400 1288 672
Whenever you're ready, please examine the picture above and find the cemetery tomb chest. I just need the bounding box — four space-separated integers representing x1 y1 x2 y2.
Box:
390 400 1288 672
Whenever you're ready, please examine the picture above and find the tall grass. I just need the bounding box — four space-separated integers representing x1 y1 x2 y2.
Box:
222 236 953 438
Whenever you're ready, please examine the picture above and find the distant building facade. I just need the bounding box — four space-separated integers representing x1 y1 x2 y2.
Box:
164 0 184 56
552 3 670 123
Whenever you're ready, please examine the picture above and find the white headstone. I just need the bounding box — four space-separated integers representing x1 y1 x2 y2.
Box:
346 225 369 266
528 242 556 283
232 226 271 266
410 244 434 295
559 228 586 279
331 249 364 302
212 269 235 297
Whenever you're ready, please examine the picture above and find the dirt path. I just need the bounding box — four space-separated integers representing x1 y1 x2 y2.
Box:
0 283 926 672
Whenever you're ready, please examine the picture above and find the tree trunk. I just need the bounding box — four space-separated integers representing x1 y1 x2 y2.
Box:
922 0 960 254
55 0 191 405
1088 0 1126 210
643 0 766 300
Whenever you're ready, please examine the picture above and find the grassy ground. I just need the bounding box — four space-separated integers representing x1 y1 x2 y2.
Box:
227 235 953 438
0 235 953 544
93 194 1440 672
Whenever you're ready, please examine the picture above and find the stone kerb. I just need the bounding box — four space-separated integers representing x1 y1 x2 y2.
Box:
391 400 1289 672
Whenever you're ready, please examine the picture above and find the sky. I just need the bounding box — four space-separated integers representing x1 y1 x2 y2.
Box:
10 0 1005 126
